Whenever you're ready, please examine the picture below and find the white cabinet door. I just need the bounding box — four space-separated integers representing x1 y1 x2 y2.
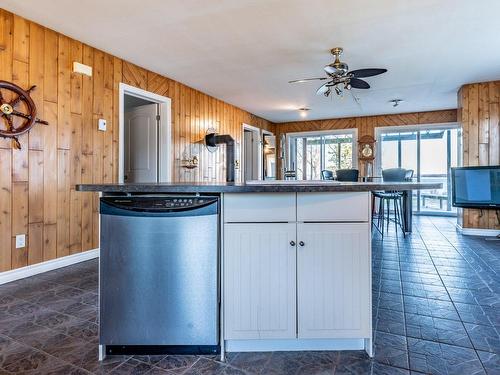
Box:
224 223 296 339
297 223 371 339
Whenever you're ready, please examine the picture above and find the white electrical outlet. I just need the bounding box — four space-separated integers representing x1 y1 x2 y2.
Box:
15 234 26 249
98 118 107 131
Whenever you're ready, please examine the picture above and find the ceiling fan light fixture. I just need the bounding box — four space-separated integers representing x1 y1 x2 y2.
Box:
324 62 349 76
289 47 387 99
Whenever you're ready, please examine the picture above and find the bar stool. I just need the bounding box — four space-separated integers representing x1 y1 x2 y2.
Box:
373 168 407 237
336 169 359 182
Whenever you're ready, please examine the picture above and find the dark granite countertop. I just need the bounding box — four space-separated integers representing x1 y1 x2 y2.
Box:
76 181 442 193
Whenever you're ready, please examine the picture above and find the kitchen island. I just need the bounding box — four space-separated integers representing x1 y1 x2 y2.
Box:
77 181 440 360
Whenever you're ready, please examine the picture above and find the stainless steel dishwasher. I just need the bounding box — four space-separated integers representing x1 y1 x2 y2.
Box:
99 195 220 355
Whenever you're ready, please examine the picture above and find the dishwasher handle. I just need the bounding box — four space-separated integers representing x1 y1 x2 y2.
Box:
100 197 219 217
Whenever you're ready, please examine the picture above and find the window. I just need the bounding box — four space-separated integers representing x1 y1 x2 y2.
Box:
287 130 357 180
377 124 462 216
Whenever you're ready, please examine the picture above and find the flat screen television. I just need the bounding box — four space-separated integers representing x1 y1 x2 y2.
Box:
451 166 500 208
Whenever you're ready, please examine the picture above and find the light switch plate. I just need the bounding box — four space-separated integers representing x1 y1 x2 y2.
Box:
15 234 26 249
98 118 107 131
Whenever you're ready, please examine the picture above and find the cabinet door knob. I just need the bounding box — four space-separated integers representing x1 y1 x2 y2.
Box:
289 241 296 247
299 241 305 247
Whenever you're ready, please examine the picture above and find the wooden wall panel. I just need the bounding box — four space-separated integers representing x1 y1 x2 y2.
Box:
43 29 58 103
12 15 29 63
0 149 12 271
458 81 500 230
28 22 44 151
123 61 147 90
56 149 69 257
0 9 273 272
11 182 28 269
28 222 42 265
28 150 43 223
57 35 71 150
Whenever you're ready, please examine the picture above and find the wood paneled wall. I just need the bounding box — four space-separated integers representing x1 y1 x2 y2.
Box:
0 9 273 272
458 81 500 230
275 109 458 173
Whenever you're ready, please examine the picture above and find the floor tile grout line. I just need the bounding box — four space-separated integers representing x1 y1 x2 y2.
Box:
415 217 488 374
429 217 500 352
394 221 411 372
429 219 499 328
428 219 497 295
1 286 99 327
0 329 95 374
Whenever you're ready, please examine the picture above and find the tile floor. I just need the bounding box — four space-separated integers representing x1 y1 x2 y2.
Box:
0 216 499 374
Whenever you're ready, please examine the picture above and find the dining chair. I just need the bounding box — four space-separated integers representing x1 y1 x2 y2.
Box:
336 169 359 182
321 170 334 180
405 169 414 181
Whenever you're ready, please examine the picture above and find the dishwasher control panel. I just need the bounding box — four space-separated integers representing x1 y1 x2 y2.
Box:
101 196 219 212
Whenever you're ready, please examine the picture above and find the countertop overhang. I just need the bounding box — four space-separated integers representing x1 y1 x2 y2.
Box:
76 181 442 193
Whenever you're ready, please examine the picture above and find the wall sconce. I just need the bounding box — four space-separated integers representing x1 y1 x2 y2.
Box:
73 62 93 77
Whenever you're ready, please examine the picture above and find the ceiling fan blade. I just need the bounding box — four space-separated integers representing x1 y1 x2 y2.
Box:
349 68 387 78
349 78 370 89
288 77 328 84
316 83 330 95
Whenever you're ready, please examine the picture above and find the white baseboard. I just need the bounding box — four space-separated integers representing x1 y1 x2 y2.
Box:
456 225 500 237
0 248 99 285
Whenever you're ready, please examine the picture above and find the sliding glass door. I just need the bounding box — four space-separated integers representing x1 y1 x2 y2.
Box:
288 130 356 180
377 125 462 215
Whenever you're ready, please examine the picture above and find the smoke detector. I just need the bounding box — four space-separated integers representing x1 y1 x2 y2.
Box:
389 99 403 107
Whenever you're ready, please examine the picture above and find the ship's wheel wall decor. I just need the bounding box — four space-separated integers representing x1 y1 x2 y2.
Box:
0 80 49 149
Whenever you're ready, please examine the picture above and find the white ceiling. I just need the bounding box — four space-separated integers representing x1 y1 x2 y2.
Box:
2 0 500 122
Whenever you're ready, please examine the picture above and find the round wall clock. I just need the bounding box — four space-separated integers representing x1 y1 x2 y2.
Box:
357 135 376 161
361 143 373 158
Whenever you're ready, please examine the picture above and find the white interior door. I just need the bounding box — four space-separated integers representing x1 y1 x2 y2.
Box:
124 103 159 183
243 127 262 182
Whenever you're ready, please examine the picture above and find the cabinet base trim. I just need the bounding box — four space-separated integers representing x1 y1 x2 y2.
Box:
225 338 365 352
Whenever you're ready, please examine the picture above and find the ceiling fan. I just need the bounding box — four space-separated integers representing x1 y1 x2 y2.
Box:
289 47 387 97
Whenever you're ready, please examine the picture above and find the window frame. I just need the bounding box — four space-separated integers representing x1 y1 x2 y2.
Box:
286 128 358 180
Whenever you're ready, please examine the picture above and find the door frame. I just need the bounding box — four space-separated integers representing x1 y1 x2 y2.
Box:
241 123 263 181
261 129 275 179
119 83 172 183
374 122 461 216
373 122 460 174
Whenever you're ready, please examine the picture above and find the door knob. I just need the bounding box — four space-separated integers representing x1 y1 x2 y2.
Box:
289 241 296 247
299 241 305 247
